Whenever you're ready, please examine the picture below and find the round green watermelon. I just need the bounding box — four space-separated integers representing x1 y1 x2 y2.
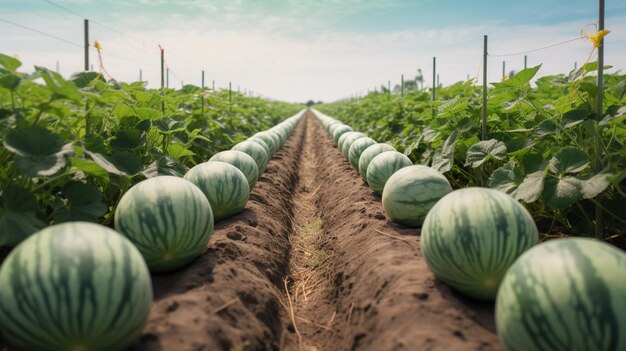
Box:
184 161 250 221
253 132 277 155
382 165 452 227
232 140 269 174
337 131 364 155
0 222 152 351
341 132 367 157
421 187 538 300
331 125 352 144
246 136 271 155
348 137 377 170
496 238 626 351
366 151 412 195
115 176 213 272
358 143 396 179
209 150 259 190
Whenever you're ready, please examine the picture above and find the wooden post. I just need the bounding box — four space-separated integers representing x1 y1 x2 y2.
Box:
401 74 404 97
84 19 89 71
201 70 205 118
56 61 60 73
482 35 488 140
139 69 142 82
524 55 527 69
432 57 436 118
502 60 506 80
160 46 165 113
595 0 605 237
166 69 169 88
574 61 577 70
387 80 391 98
212 80 215 92
229 82 232 103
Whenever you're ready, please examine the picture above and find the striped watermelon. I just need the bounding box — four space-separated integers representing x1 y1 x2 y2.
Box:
496 238 626 351
358 143 396 179
115 176 213 272
184 161 250 221
382 165 452 227
421 187 538 300
331 125 352 144
340 132 367 157
348 137 377 170
337 131 364 155
246 137 271 155
210 150 259 190
366 151 412 195
232 140 269 174
0 222 152 351
253 132 277 155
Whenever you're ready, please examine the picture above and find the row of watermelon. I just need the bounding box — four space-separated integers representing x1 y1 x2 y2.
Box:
312 109 626 351
0 111 305 351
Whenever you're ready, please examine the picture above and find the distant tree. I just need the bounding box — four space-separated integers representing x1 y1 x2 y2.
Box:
305 100 315 107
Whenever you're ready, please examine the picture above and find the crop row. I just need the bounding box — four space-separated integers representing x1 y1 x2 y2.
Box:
0 53 303 246
313 109 626 351
316 63 625 240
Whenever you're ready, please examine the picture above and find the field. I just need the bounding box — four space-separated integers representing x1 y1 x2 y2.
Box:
0 54 625 351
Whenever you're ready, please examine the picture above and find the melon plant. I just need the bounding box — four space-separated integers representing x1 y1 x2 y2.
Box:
358 143 396 179
421 187 538 300
0 222 152 351
382 165 453 227
210 150 259 190
366 151 412 194
184 161 250 221
115 176 214 272
232 140 269 174
348 137 377 170
496 238 626 351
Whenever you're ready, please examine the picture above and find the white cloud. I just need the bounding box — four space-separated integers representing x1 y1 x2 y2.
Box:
1 7 624 103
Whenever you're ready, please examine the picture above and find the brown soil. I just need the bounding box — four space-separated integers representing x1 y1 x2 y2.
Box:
0 111 501 351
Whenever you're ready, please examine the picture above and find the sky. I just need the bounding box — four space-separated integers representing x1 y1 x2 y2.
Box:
1 0 626 102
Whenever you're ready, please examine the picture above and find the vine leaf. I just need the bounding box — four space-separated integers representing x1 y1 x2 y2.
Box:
465 139 507 168
0 185 45 247
3 127 73 177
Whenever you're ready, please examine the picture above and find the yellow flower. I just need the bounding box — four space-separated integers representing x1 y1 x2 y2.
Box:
94 40 102 51
586 29 610 48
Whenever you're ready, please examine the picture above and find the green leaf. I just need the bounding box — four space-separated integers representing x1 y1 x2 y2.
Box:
52 182 107 223
0 73 21 91
488 159 523 196
499 64 541 88
70 72 105 88
110 129 146 150
167 143 194 158
71 157 109 181
580 172 612 199
534 119 558 137
561 109 588 128
35 66 83 103
431 130 457 173
464 139 507 168
548 147 589 175
142 156 189 178
543 174 583 209
3 127 73 177
86 151 143 176
0 185 45 247
0 53 22 72
516 170 545 203
421 126 440 143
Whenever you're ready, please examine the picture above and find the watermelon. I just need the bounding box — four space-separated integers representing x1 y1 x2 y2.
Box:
337 131 364 154
331 125 352 144
341 132 367 157
366 151 412 194
253 132 277 155
232 140 269 174
115 176 213 272
382 165 452 227
358 143 396 178
421 187 538 300
246 137 271 155
209 150 259 190
496 238 626 351
348 137 377 170
0 222 152 351
184 161 249 221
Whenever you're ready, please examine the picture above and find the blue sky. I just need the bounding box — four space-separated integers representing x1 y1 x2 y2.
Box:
1 0 625 102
